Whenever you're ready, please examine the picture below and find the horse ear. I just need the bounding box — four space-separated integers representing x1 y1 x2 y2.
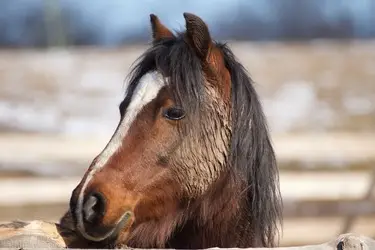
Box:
183 12 212 60
150 14 175 42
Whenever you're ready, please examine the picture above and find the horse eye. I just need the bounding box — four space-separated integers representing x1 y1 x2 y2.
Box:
163 107 185 121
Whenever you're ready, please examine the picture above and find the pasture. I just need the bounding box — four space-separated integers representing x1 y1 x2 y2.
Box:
0 39 374 247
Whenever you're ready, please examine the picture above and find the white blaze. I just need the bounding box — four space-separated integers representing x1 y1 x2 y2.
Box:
76 72 166 241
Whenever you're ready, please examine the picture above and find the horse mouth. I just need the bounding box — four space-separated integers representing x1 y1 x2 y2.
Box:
78 211 134 243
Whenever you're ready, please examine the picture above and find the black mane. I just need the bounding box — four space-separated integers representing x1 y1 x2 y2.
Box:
123 34 282 247
220 43 282 246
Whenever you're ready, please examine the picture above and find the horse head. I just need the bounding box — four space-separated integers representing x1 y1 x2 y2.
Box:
67 13 282 248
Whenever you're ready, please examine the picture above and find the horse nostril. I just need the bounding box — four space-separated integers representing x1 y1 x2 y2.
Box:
82 192 106 224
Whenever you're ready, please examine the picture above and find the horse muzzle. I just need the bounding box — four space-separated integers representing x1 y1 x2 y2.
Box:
72 190 135 243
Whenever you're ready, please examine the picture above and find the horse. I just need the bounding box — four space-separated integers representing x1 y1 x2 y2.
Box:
62 12 282 249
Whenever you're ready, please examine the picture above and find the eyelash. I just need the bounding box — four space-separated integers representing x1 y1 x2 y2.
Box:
162 107 186 120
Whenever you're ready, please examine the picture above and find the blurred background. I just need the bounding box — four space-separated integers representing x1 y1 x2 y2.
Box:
0 0 374 247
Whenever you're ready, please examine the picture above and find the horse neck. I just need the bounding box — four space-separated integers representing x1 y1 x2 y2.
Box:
166 175 259 249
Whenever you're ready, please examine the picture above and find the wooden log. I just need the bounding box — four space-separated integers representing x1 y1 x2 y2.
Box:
0 219 95 249
0 220 375 249
0 220 72 248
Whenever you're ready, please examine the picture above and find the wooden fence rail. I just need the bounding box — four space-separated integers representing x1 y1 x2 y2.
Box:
1 133 374 175
1 165 374 246
1 133 374 246
0 221 374 250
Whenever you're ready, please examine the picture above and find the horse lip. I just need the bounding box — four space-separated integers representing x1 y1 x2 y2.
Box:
111 211 134 239
79 211 133 242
